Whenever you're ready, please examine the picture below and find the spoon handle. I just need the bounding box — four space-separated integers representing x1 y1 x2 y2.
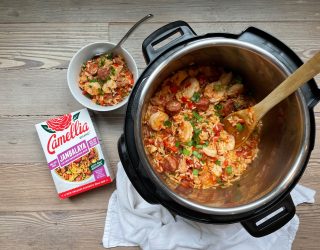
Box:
254 51 320 120
115 14 154 49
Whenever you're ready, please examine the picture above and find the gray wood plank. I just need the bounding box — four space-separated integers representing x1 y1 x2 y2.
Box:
0 114 319 212
0 22 319 71
0 0 319 23
0 210 140 250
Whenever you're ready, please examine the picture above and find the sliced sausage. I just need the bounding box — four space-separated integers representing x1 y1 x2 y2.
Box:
97 68 110 80
221 99 235 116
86 62 98 75
165 100 181 114
162 155 178 173
195 97 210 111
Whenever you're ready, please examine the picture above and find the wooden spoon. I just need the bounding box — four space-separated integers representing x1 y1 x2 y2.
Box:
223 51 320 148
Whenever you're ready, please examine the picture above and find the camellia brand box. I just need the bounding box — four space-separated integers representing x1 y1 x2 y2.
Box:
35 108 113 199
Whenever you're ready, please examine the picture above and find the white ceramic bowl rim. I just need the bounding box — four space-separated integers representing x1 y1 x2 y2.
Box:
67 42 139 111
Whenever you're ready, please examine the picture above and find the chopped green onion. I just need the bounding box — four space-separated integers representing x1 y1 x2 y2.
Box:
214 104 223 111
195 144 203 149
89 79 98 82
215 160 221 166
226 166 233 175
182 148 191 156
204 141 209 146
175 141 180 147
192 169 199 176
236 123 244 132
81 63 86 69
192 111 202 121
110 66 116 76
164 120 172 127
184 115 190 121
191 92 201 102
99 58 105 67
187 140 194 146
192 151 202 159
106 53 113 60
194 128 201 136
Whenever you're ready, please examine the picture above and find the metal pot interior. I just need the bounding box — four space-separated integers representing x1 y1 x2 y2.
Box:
137 39 309 213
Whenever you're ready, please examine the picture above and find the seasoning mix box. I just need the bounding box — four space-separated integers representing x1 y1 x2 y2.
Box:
35 108 113 199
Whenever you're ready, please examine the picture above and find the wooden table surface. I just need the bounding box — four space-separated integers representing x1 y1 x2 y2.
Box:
0 0 319 249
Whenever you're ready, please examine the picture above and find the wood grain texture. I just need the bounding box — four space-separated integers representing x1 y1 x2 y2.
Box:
0 0 320 249
0 210 138 250
0 22 319 71
0 0 320 23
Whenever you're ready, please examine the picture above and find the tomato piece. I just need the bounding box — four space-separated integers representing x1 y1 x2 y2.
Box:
187 102 194 109
181 96 188 103
223 160 229 167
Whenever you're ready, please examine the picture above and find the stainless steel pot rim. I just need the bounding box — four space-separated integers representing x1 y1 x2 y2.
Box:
134 38 310 215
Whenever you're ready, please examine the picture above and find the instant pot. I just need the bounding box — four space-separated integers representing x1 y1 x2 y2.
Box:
118 21 320 237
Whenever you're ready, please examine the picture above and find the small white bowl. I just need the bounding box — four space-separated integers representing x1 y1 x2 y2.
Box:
67 42 139 111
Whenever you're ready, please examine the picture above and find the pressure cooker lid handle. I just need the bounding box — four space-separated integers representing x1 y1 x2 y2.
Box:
241 194 296 237
142 20 196 64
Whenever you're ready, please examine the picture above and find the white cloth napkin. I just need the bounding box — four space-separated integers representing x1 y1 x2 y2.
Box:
103 162 315 250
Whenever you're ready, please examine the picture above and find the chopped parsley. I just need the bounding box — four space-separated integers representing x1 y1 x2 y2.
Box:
89 79 98 83
184 115 190 121
191 92 201 102
175 141 180 147
195 144 203 149
215 160 221 166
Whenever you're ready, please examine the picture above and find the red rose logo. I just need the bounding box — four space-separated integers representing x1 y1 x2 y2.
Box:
47 114 72 132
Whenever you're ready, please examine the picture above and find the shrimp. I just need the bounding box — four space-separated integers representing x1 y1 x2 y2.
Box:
211 164 222 177
149 111 169 131
171 70 188 85
102 79 116 93
178 156 188 173
84 81 101 96
204 81 227 103
202 144 217 158
150 85 173 107
177 121 193 142
219 72 233 85
216 131 235 154
176 77 200 101
227 83 244 97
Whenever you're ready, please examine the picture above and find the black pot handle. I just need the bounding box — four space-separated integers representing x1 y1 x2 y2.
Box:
241 195 295 237
142 20 196 64
117 134 158 204
238 26 320 109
